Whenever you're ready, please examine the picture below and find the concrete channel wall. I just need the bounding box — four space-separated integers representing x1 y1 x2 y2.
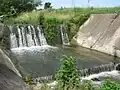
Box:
72 14 120 57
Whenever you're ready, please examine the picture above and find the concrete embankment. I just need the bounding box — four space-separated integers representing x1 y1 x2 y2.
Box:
0 49 29 90
72 14 120 57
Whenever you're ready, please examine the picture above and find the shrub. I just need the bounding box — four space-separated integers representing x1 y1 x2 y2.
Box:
98 79 120 90
55 55 80 89
44 18 60 45
38 12 45 28
66 14 90 40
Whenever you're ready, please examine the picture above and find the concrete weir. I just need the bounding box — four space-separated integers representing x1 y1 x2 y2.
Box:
72 14 120 57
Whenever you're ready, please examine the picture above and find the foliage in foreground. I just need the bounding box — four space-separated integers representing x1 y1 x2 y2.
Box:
98 79 120 90
25 55 120 90
55 56 120 90
55 55 80 89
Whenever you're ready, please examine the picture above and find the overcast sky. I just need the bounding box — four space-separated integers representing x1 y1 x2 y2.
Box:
42 0 120 8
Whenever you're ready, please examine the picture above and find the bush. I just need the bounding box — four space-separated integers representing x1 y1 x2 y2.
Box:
98 79 120 90
65 14 90 40
44 18 61 45
38 12 45 28
55 55 80 89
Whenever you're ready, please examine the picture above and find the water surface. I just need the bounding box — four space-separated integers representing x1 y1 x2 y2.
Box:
11 45 120 77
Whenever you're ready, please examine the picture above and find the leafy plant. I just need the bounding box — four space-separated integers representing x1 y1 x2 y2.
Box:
55 55 80 89
44 18 60 45
98 79 120 90
38 12 45 28
66 14 89 40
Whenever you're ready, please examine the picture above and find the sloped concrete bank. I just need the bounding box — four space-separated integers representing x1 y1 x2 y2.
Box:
72 14 120 57
0 49 29 90
0 23 28 90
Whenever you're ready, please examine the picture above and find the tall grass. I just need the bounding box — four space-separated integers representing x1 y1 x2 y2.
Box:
4 7 120 24
4 10 73 24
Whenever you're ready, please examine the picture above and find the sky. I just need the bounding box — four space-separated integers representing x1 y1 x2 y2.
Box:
42 0 120 8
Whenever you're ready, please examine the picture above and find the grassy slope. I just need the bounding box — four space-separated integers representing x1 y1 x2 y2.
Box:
4 7 120 24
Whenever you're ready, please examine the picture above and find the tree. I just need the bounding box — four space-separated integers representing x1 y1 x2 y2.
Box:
44 2 52 9
34 0 42 6
0 0 42 15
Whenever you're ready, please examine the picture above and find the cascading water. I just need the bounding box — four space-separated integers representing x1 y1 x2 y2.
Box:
10 24 70 48
27 25 36 47
60 25 70 45
10 33 18 48
9 26 18 48
21 27 27 46
17 26 24 47
80 62 115 77
31 25 39 46
37 26 48 46
10 25 48 49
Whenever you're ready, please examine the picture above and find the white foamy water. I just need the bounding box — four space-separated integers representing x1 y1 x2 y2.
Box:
60 25 70 45
81 70 120 82
11 45 58 53
37 26 48 46
10 25 48 49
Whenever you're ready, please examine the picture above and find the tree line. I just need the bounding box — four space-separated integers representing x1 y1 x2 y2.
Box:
0 0 51 15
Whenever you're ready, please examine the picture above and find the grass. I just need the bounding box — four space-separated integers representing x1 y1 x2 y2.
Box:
55 7 120 14
4 10 73 24
4 7 120 24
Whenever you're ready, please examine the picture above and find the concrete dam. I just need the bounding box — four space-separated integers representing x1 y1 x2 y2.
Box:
72 14 120 57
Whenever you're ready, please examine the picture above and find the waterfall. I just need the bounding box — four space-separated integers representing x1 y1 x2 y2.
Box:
31 25 39 46
9 25 48 49
79 62 116 77
21 27 27 46
9 26 18 48
60 25 70 45
37 26 48 46
9 24 71 49
17 26 23 47
27 26 35 47
10 33 18 48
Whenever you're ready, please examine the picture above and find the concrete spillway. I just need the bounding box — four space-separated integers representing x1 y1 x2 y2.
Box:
72 14 120 57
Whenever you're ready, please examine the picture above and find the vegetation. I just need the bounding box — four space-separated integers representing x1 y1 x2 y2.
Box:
27 56 120 90
55 55 80 89
98 79 120 90
55 7 120 14
5 6 120 24
0 0 41 15
23 76 33 85
44 2 52 9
